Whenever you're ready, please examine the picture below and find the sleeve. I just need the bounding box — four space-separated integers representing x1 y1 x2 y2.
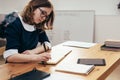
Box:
44 41 52 49
39 31 52 49
3 49 18 59
3 23 20 59
39 31 50 43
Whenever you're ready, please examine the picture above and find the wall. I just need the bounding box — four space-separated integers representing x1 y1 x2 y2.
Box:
47 10 95 45
51 0 120 15
51 0 120 43
0 0 120 43
0 0 30 13
95 15 120 43
1 0 119 15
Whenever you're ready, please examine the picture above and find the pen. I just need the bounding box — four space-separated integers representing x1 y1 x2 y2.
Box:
42 42 47 67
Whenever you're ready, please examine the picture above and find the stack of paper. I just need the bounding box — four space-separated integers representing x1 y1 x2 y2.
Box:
101 39 120 51
62 41 96 48
55 64 95 75
105 39 120 47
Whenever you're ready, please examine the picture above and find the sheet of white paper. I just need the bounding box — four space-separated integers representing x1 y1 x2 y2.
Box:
55 64 95 75
62 41 96 48
43 73 84 80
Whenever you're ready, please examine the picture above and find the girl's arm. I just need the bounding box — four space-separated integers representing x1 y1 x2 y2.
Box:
6 52 51 63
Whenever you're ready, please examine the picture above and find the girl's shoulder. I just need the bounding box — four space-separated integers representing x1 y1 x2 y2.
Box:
7 17 23 31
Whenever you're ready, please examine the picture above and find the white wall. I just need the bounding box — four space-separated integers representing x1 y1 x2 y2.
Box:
47 10 95 45
51 0 120 15
0 0 120 43
95 15 120 43
0 0 30 13
51 0 120 43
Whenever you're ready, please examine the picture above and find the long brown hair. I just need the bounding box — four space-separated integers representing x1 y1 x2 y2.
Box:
21 0 54 30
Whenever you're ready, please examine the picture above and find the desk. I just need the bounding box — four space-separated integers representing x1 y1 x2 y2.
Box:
0 46 5 56
0 43 120 80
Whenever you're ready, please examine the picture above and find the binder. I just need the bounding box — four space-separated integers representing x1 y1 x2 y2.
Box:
10 69 50 80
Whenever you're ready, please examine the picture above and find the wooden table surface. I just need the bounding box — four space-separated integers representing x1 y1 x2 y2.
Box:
0 43 120 80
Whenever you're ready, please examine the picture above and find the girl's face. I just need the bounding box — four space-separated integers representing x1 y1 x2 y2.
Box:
33 7 52 24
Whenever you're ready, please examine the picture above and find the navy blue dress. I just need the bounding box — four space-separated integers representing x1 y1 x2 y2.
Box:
5 17 49 53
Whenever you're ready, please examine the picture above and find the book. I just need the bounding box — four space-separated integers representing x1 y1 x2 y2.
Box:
46 47 72 64
10 69 50 80
55 64 95 75
77 58 106 66
101 44 120 51
62 41 96 48
105 39 120 47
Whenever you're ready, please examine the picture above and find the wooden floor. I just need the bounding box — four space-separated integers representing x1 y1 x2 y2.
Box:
0 56 119 80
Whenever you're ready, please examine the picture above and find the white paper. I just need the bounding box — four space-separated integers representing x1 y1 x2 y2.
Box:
62 41 96 48
56 64 95 75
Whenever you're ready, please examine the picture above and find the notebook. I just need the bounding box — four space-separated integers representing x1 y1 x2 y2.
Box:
62 41 96 48
104 39 120 47
55 64 95 75
77 58 106 66
10 69 50 80
46 47 72 64
101 44 120 52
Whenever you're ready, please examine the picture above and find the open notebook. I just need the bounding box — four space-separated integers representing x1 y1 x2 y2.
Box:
46 47 72 64
55 64 95 75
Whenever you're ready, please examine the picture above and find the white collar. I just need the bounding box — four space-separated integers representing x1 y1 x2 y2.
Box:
18 14 36 32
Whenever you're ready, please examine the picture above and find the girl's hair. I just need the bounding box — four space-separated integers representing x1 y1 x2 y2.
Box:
21 0 54 30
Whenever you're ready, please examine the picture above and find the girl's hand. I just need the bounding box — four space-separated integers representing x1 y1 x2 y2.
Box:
37 52 51 62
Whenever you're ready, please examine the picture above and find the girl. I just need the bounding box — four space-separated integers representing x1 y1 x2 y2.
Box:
3 0 55 63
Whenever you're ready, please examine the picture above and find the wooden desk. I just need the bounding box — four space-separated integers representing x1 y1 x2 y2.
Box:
0 46 5 56
0 43 120 80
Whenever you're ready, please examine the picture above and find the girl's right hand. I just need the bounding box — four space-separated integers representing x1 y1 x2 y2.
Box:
37 52 51 62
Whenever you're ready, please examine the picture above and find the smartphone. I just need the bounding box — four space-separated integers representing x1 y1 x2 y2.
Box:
77 58 106 66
